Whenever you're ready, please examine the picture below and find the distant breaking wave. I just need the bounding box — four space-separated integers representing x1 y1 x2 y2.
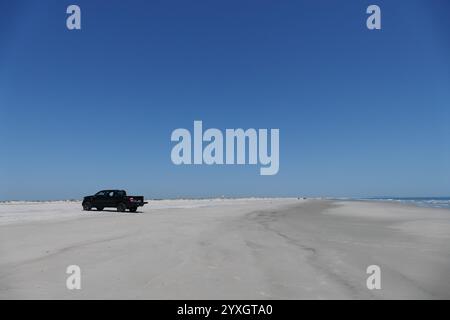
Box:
358 197 450 209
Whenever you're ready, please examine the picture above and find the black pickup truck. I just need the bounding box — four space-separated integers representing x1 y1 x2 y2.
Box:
82 190 147 212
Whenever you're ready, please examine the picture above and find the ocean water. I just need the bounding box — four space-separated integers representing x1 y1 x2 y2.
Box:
360 197 450 209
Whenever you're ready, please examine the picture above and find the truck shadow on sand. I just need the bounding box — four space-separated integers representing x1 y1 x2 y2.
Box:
83 209 143 214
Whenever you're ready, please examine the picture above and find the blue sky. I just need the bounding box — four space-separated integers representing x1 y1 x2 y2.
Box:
1 0 449 200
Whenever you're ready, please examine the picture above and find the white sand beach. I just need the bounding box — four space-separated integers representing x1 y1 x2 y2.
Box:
1 198 449 299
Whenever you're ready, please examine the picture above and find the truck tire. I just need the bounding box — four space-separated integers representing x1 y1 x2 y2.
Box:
117 203 126 212
83 202 92 211
96 207 104 211
129 207 137 212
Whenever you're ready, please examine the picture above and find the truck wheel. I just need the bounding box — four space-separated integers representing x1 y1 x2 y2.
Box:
117 203 126 212
129 207 137 212
83 202 92 211
96 207 104 211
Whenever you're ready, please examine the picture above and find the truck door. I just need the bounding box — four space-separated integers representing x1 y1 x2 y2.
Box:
105 191 116 208
113 191 125 206
93 191 108 208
